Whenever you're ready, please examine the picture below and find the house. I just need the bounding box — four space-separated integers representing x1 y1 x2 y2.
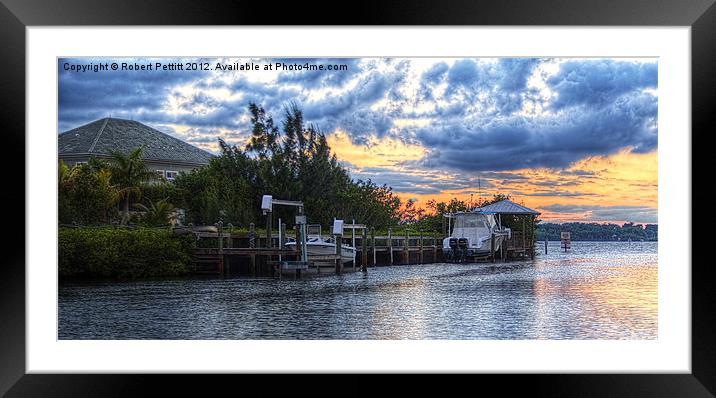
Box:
58 117 213 180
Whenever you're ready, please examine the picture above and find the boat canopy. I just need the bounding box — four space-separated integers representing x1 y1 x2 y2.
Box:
474 199 541 215
453 212 497 229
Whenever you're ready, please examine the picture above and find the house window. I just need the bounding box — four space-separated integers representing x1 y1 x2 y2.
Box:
165 170 178 181
156 170 165 179
75 161 88 166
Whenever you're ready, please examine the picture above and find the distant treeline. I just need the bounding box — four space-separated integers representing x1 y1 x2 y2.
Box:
536 222 657 241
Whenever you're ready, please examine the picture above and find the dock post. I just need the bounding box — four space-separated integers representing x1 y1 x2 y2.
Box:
522 218 526 256
217 220 223 253
335 232 342 274
249 223 256 248
404 230 409 265
280 222 287 246
388 229 393 265
361 228 368 273
490 233 495 263
279 222 286 263
294 224 300 253
371 229 376 266
419 231 424 264
223 255 230 275
530 235 535 260
266 212 273 249
434 232 439 262
545 239 548 254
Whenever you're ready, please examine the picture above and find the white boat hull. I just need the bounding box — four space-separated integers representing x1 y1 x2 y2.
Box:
285 241 356 265
442 212 511 261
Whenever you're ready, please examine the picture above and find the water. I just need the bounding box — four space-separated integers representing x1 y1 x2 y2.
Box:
58 241 657 339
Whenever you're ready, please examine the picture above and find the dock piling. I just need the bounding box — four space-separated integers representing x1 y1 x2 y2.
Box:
266 212 272 249
248 223 256 248
388 228 393 265
335 232 342 274
434 232 439 262
371 229 376 266
217 220 223 253
361 228 368 273
490 233 495 263
404 230 409 265
419 231 424 264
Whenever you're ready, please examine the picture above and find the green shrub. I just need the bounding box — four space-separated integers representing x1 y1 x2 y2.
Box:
59 162 119 225
58 227 194 279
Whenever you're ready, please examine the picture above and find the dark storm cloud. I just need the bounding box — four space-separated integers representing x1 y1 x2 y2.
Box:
416 88 657 171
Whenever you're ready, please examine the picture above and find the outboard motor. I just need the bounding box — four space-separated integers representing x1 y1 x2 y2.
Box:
457 238 468 262
447 238 458 262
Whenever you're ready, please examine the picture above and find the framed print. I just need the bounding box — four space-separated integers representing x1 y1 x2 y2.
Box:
2 0 714 395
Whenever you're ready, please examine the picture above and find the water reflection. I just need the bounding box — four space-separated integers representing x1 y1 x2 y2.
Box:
59 242 657 340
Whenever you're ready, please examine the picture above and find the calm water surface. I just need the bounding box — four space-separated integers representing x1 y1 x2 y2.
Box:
59 241 657 339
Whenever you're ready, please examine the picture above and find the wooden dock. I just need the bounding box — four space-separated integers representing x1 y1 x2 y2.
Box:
187 227 535 278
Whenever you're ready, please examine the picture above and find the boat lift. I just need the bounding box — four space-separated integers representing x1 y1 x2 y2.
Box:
341 220 367 272
261 195 308 264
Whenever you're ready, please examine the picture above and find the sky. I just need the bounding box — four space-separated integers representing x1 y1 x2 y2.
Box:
58 57 658 224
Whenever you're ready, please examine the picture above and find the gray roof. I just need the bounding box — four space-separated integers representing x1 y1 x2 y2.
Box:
58 117 214 165
475 199 541 215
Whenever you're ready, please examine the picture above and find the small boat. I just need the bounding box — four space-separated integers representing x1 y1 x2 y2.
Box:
172 225 218 235
442 210 511 262
284 224 357 265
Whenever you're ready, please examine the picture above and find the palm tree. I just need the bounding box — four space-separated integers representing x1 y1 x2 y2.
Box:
58 160 77 188
134 198 174 227
107 147 156 224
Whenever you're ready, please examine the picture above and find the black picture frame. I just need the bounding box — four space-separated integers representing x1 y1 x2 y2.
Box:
2 0 713 395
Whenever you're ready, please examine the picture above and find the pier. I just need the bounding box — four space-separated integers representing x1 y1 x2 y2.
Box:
187 228 535 278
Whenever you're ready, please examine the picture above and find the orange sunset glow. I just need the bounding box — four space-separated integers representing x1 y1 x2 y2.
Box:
329 130 657 223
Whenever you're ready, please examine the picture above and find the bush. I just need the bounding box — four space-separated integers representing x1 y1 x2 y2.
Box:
140 181 181 207
59 163 119 225
58 227 195 279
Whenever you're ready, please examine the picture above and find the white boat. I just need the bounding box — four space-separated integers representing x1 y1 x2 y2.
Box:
443 210 511 261
284 225 357 265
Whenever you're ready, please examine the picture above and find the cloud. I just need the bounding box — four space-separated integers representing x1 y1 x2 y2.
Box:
414 87 657 171
446 59 481 94
540 204 657 223
547 60 657 110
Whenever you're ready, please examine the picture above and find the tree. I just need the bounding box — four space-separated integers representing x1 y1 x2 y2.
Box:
58 161 118 225
477 193 511 208
413 198 468 232
174 103 404 229
107 147 156 224
134 198 174 227
58 160 78 223
400 198 426 225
